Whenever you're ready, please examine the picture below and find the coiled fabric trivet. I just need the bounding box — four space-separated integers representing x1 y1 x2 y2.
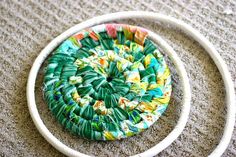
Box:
43 24 172 141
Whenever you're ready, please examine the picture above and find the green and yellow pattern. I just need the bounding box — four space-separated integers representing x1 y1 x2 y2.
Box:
43 24 172 140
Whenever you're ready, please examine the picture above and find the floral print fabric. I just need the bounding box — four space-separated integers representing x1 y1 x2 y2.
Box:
43 24 172 140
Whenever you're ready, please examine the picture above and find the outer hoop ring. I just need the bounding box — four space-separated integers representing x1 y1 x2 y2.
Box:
27 11 235 157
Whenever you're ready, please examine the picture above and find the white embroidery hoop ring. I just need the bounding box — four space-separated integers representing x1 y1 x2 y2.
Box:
27 11 235 157
27 14 191 156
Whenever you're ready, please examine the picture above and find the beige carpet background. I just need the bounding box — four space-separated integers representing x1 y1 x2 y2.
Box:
0 0 236 156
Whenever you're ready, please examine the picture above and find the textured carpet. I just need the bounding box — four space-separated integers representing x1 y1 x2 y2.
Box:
0 0 236 156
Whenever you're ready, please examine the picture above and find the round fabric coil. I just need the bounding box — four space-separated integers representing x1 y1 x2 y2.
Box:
43 23 172 141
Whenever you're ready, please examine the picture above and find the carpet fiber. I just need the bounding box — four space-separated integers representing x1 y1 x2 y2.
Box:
0 0 236 156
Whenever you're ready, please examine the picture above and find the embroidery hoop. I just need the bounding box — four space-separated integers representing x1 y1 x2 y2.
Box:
27 11 235 157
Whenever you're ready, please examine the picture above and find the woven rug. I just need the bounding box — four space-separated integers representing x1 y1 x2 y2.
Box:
0 0 235 156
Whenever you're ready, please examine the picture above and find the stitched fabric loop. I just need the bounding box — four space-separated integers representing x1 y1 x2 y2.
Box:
43 24 172 140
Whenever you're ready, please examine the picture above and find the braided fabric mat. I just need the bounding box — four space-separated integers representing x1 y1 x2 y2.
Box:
0 0 235 157
43 24 171 140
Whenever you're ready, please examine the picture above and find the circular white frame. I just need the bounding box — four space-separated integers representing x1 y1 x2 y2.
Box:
26 11 235 157
27 13 191 156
